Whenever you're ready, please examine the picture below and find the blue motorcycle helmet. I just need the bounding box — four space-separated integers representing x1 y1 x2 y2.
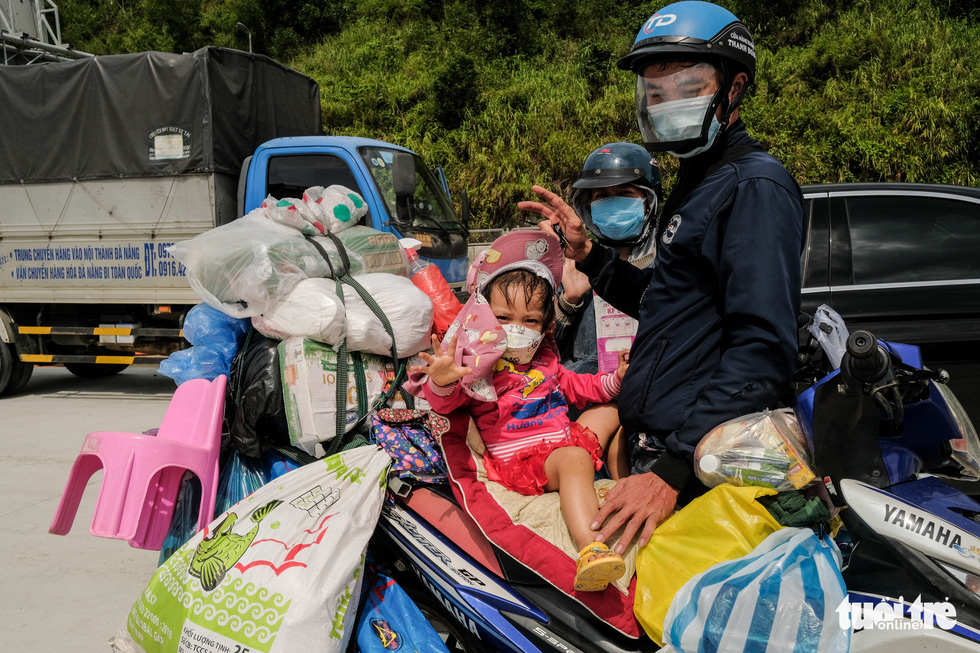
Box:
571 142 662 248
618 1 756 156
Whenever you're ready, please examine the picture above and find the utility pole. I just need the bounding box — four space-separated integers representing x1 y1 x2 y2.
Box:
236 22 252 53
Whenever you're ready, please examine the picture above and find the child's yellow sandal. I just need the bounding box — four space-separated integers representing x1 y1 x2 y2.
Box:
574 541 626 592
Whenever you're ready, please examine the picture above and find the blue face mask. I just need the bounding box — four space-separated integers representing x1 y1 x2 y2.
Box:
590 195 646 241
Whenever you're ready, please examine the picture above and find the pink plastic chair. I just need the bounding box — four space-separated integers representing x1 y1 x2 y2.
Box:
49 374 227 550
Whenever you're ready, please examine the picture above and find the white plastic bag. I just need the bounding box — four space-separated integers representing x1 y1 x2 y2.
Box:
303 185 368 234
661 527 849 653
109 445 392 653
695 408 816 492
343 274 433 357
168 213 331 318
810 303 849 369
252 278 347 345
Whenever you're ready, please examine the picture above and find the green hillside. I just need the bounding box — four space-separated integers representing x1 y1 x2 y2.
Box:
58 0 980 227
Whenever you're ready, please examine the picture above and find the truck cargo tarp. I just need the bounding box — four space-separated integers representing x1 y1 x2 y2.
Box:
0 47 321 184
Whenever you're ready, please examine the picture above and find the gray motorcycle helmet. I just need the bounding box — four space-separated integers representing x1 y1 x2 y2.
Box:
571 142 663 248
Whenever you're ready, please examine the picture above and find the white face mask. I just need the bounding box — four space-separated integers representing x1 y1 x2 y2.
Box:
669 114 722 159
645 94 714 143
501 324 543 364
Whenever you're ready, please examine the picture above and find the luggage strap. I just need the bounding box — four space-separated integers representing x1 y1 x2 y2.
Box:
306 233 413 456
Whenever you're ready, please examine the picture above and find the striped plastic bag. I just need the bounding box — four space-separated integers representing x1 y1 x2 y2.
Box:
661 527 849 653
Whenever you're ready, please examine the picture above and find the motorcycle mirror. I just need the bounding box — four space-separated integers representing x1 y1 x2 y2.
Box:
393 152 417 198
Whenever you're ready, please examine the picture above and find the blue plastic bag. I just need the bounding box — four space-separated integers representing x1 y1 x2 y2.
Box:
214 449 270 516
661 527 849 653
157 471 201 566
264 446 306 479
356 569 450 653
159 303 250 385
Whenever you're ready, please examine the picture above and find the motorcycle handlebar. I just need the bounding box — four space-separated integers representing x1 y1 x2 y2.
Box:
843 330 892 386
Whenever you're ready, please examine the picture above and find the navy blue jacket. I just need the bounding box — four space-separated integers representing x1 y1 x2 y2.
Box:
579 121 805 492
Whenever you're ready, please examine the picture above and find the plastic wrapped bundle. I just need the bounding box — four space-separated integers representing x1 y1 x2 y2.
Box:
334 225 409 277
259 195 325 236
303 185 368 234
343 273 433 357
251 278 347 345
694 408 816 492
279 337 426 456
168 213 332 318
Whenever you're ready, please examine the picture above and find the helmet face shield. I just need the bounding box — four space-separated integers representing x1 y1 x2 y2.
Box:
570 141 662 248
634 62 724 153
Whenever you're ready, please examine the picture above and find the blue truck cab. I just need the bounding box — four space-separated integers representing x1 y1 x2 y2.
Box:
237 136 470 286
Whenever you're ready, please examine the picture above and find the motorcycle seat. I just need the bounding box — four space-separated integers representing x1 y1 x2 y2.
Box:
435 410 644 639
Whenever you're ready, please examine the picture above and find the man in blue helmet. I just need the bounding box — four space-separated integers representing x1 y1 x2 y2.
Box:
525 1 806 554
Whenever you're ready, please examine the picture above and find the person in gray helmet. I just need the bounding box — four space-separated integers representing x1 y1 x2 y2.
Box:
541 143 662 376
524 142 662 479
524 1 807 554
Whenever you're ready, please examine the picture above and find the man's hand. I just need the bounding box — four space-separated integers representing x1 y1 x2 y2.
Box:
559 257 592 305
410 332 472 388
590 472 679 553
518 185 592 262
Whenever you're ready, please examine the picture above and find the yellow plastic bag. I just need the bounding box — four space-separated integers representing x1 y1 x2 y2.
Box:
633 483 783 645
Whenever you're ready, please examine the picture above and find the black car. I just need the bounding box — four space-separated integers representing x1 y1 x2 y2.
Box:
800 182 980 424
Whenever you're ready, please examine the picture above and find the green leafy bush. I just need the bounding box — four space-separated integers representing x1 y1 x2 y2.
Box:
57 0 980 227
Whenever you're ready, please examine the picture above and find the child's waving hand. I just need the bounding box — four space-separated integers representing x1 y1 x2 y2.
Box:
411 332 473 388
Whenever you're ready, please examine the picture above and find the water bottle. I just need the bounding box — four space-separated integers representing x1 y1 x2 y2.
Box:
405 247 462 340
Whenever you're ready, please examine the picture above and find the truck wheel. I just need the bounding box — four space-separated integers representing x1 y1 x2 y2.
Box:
65 362 130 378
9 359 34 394
0 341 31 397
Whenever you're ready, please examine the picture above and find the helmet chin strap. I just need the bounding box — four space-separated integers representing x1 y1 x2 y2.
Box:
717 60 749 128
711 85 732 131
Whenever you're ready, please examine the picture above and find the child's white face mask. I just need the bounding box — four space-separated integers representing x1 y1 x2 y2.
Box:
501 324 543 364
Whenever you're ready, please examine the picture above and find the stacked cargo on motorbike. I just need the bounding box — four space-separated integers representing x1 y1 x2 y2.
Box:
133 292 980 652
107 187 445 653
164 185 435 458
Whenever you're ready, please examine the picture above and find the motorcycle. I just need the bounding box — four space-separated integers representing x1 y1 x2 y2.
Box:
798 329 980 651
368 324 980 652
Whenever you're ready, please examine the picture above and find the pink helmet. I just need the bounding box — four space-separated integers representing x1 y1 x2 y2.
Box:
466 231 563 297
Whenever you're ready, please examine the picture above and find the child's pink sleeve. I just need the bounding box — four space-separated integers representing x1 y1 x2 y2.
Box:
556 366 622 408
421 378 469 415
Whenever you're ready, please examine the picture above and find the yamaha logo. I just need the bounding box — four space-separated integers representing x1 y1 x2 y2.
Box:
883 503 964 549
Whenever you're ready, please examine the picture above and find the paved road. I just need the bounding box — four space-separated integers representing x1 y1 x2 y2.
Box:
1 366 176 652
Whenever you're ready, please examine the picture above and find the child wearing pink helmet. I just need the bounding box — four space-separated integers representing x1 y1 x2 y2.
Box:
409 230 627 592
